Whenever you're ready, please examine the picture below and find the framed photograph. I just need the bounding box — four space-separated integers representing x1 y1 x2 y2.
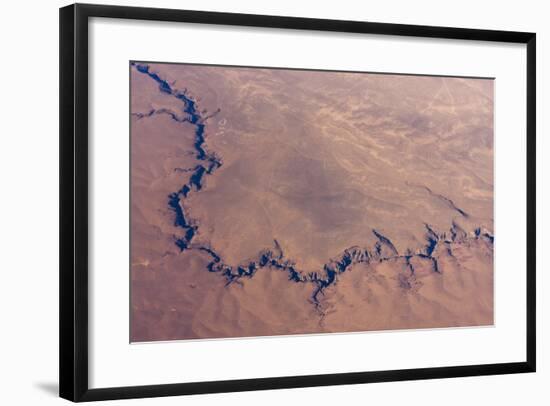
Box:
59 3 536 402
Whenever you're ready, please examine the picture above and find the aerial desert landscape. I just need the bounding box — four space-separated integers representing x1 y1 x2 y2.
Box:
130 62 494 342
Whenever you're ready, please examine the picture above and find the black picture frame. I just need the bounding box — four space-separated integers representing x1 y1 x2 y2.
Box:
59 3 536 402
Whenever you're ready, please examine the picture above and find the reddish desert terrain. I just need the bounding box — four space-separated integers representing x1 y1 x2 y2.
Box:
130 62 494 342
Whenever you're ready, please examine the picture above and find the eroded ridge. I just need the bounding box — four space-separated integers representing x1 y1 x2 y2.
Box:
132 63 494 311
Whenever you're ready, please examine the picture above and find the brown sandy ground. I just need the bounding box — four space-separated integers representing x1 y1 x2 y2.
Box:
130 62 494 341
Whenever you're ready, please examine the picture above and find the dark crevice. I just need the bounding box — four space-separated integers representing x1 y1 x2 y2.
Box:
424 185 469 218
372 229 399 257
132 108 190 123
133 62 222 253
407 182 469 218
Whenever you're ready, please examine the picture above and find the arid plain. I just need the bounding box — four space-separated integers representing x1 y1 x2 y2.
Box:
130 62 494 342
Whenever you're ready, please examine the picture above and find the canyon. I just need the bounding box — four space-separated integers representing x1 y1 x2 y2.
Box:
130 62 494 341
